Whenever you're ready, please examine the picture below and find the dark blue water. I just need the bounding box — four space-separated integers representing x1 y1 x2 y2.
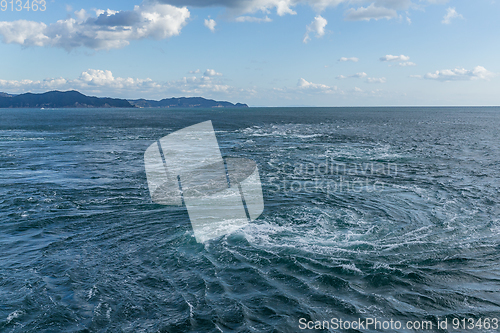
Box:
1 107 500 332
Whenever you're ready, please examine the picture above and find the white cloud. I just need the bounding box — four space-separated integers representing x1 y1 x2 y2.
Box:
189 69 201 74
0 69 237 99
380 54 411 62
270 78 341 101
157 0 299 16
442 7 463 24
366 77 387 83
204 69 223 76
234 16 272 22
336 72 368 79
374 0 413 10
0 1 190 50
276 0 297 15
345 4 398 21
204 18 217 32
74 9 90 21
303 15 327 43
424 66 494 81
352 72 368 78
398 61 416 66
155 0 420 17
166 76 233 95
0 0 450 50
297 78 338 93
0 69 158 91
339 57 359 62
79 69 116 86
0 20 49 46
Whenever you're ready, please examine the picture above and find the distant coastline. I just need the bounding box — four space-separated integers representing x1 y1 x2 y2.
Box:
0 90 248 109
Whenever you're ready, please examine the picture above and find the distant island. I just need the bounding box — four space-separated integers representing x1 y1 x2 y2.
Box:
0 90 248 108
128 97 248 108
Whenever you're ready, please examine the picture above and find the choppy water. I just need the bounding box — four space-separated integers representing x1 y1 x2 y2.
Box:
1 107 500 332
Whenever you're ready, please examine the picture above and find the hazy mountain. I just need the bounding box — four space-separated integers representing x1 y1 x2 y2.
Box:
0 91 132 108
128 97 248 108
0 91 249 108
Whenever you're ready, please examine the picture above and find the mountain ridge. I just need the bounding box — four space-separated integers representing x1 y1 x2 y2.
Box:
0 90 248 108
128 97 248 108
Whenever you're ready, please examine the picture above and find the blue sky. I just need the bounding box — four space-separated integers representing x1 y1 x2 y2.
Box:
0 0 498 106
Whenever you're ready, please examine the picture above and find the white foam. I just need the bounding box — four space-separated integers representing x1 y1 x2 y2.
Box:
6 310 24 324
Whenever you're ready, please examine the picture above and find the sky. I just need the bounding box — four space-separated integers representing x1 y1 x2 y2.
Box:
0 0 498 106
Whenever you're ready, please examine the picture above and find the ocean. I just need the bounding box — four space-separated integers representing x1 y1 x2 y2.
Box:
1 107 500 332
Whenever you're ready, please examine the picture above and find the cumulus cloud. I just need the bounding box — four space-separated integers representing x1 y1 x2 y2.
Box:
366 77 386 83
156 0 299 16
74 9 90 21
351 72 368 78
423 66 494 81
234 16 272 22
0 20 49 46
0 2 190 50
0 0 448 50
0 69 158 92
0 69 236 98
297 78 337 92
374 0 413 10
270 78 341 101
204 69 223 76
276 0 298 15
303 15 327 43
442 7 463 24
339 57 359 62
345 4 398 21
336 72 368 79
155 0 420 17
380 54 410 62
204 18 217 32
398 61 416 66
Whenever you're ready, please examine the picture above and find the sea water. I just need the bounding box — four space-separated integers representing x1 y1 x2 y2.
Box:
1 107 499 332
